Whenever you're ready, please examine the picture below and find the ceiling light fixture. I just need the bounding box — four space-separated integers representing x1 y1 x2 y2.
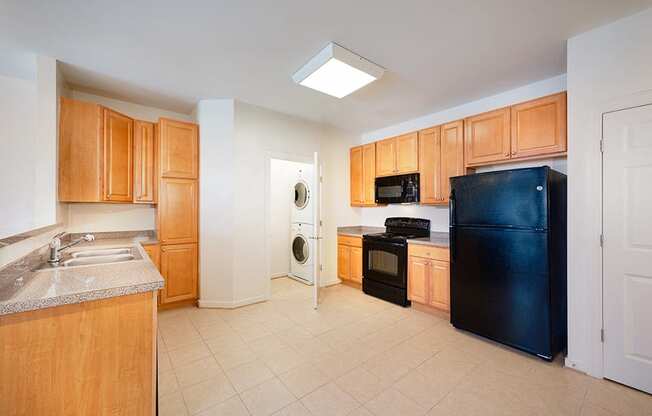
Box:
292 42 384 99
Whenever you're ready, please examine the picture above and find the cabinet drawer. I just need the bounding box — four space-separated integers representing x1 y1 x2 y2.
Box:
337 235 362 248
408 244 449 261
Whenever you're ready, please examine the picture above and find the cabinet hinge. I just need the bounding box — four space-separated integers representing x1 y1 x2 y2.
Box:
601 328 605 343
600 139 604 153
600 234 604 247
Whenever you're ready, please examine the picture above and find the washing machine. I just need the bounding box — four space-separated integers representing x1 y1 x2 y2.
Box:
291 166 314 225
289 223 314 284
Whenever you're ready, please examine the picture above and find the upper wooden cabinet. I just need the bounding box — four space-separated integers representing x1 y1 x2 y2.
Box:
350 143 376 206
464 107 511 166
440 120 465 204
58 97 103 202
511 92 567 159
102 108 133 202
160 243 198 304
133 121 157 203
159 118 199 179
418 127 442 204
375 133 419 177
158 178 198 245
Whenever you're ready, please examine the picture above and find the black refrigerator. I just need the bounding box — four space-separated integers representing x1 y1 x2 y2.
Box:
449 166 567 360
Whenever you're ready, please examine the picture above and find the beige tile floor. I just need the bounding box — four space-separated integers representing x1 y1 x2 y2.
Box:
157 278 652 416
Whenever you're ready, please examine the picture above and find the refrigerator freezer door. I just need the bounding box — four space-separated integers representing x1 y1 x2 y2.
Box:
450 167 549 229
450 226 552 358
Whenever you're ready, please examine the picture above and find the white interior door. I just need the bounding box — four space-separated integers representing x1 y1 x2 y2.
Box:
312 152 321 309
603 103 652 394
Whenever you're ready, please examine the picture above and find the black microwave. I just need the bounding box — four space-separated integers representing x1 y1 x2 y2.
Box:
375 173 420 204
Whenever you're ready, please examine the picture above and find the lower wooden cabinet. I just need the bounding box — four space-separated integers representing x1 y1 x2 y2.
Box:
337 235 363 284
142 243 160 269
160 243 197 304
408 245 450 311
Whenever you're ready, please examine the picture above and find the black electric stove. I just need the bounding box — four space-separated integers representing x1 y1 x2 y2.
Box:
362 217 430 306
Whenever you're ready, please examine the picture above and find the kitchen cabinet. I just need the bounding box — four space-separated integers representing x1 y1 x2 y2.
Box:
464 107 511 166
440 120 465 204
133 120 157 203
337 235 362 284
58 97 103 202
375 133 418 177
142 243 160 270
511 92 567 159
158 178 198 245
0 292 156 415
350 143 376 206
418 127 442 204
102 108 134 202
160 243 198 304
159 118 199 179
407 244 450 312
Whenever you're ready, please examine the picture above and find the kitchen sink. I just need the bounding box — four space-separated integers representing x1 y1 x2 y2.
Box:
35 247 140 271
63 253 135 267
71 248 132 258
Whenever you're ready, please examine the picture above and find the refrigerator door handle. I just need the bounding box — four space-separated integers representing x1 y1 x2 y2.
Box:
449 190 456 226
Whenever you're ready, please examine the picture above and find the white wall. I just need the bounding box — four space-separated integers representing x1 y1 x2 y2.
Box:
197 99 359 307
358 75 568 230
269 159 312 278
565 7 652 377
64 90 192 233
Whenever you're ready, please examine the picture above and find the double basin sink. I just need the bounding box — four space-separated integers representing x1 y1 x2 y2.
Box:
37 247 138 271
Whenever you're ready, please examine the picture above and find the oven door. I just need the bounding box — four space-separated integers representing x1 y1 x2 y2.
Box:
363 239 407 288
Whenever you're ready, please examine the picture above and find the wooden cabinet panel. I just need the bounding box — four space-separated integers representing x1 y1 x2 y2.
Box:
58 97 103 202
160 243 198 304
396 132 419 173
337 244 350 281
408 256 429 304
440 120 465 204
102 108 133 202
429 260 450 311
350 146 364 205
418 127 442 204
350 246 363 283
142 244 160 270
511 92 567 158
362 143 376 204
465 107 511 166
158 178 198 245
133 120 157 203
159 118 199 179
408 244 449 262
337 235 362 248
375 138 396 177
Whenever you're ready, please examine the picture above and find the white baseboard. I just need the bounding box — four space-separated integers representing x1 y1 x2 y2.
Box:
320 277 341 287
270 272 288 279
198 295 268 309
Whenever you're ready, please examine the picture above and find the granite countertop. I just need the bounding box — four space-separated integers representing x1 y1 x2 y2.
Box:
0 236 164 316
337 226 450 248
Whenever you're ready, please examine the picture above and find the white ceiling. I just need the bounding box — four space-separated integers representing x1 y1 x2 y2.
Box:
1 0 651 133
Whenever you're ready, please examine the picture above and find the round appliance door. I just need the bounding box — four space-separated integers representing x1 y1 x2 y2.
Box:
292 234 310 264
294 181 310 210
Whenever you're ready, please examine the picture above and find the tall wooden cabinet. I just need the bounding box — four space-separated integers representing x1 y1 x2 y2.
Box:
157 118 199 307
102 108 133 202
133 121 157 203
350 143 376 206
375 132 418 177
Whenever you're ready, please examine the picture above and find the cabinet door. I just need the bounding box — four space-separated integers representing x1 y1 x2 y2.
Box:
133 120 157 203
396 132 419 173
142 244 160 270
58 97 103 202
464 107 511 166
375 138 396 176
337 244 350 281
418 127 441 204
408 256 429 304
159 178 198 244
102 108 134 202
362 143 376 205
429 260 450 311
511 92 567 159
440 120 465 203
159 118 199 179
160 243 197 304
350 146 364 206
350 246 363 283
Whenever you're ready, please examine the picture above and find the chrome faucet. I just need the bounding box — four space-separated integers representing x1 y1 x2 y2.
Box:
48 232 95 264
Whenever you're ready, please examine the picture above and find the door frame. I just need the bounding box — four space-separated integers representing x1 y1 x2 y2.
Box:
263 151 316 301
570 89 652 379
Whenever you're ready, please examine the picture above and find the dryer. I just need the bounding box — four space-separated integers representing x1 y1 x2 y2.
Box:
291 166 314 225
289 223 314 284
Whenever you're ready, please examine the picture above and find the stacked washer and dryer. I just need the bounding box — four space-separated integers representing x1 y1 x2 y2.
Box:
289 166 314 284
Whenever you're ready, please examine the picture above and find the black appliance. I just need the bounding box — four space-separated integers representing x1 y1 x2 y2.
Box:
363 217 431 306
449 166 567 360
375 173 420 204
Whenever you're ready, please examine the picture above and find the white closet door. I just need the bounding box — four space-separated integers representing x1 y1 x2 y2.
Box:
312 152 321 309
603 103 652 394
